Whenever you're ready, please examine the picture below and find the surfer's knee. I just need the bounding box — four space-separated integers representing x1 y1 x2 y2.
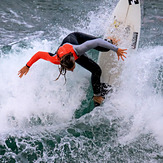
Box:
69 32 79 36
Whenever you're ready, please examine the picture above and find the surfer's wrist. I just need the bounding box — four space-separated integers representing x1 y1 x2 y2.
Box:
115 47 118 52
26 64 30 68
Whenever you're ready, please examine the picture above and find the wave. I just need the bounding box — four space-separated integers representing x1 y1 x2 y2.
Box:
0 0 163 162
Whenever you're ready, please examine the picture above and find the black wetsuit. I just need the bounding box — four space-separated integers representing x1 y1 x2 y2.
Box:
60 32 118 96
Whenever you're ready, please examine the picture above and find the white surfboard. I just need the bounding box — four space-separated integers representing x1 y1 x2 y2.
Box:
98 0 141 86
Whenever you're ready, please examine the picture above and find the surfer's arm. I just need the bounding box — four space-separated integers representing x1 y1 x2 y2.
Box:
18 51 59 78
26 51 59 67
73 38 118 55
74 38 127 61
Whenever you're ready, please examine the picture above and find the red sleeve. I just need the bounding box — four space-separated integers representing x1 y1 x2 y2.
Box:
26 51 60 67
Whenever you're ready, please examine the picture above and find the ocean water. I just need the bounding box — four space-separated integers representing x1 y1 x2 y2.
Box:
0 0 163 162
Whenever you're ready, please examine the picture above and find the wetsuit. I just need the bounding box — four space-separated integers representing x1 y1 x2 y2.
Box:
26 32 118 96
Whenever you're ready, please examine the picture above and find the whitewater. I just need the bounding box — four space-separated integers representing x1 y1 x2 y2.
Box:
0 0 163 162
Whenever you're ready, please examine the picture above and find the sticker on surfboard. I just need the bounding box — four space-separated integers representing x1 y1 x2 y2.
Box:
131 32 138 49
113 19 122 28
128 0 139 5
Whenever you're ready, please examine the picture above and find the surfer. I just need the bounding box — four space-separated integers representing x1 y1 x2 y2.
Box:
18 32 127 105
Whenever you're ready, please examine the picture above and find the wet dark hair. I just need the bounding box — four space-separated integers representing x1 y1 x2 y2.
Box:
55 52 75 82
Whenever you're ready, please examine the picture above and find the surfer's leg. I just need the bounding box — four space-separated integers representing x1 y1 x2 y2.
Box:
59 32 96 46
60 33 79 46
74 32 97 44
75 55 102 96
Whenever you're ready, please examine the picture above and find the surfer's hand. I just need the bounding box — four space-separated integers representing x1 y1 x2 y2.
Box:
117 48 127 61
18 65 29 78
107 37 120 46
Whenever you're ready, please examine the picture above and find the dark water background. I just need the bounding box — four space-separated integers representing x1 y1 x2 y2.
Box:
0 0 163 162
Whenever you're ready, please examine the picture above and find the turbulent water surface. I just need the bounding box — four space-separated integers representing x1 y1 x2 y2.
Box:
0 0 163 162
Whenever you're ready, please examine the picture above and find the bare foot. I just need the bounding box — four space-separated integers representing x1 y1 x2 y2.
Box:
93 96 104 104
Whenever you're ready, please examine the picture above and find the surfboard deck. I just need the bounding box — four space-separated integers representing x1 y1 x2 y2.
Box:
98 0 141 86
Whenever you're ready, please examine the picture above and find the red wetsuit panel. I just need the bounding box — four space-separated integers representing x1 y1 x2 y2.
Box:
57 44 79 60
26 51 60 67
26 44 79 68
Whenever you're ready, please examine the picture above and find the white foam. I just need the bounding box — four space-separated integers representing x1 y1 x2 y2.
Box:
107 46 163 145
75 0 114 36
0 39 90 132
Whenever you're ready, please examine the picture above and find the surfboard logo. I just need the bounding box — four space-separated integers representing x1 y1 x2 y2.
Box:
113 19 121 28
125 25 131 35
128 0 139 5
131 32 138 49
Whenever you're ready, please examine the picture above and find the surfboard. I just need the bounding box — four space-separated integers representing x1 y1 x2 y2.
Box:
98 0 141 86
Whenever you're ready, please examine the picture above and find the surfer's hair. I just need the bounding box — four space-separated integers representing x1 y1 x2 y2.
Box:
55 52 75 82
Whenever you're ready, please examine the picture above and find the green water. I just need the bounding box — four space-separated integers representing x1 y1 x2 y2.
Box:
0 0 163 162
